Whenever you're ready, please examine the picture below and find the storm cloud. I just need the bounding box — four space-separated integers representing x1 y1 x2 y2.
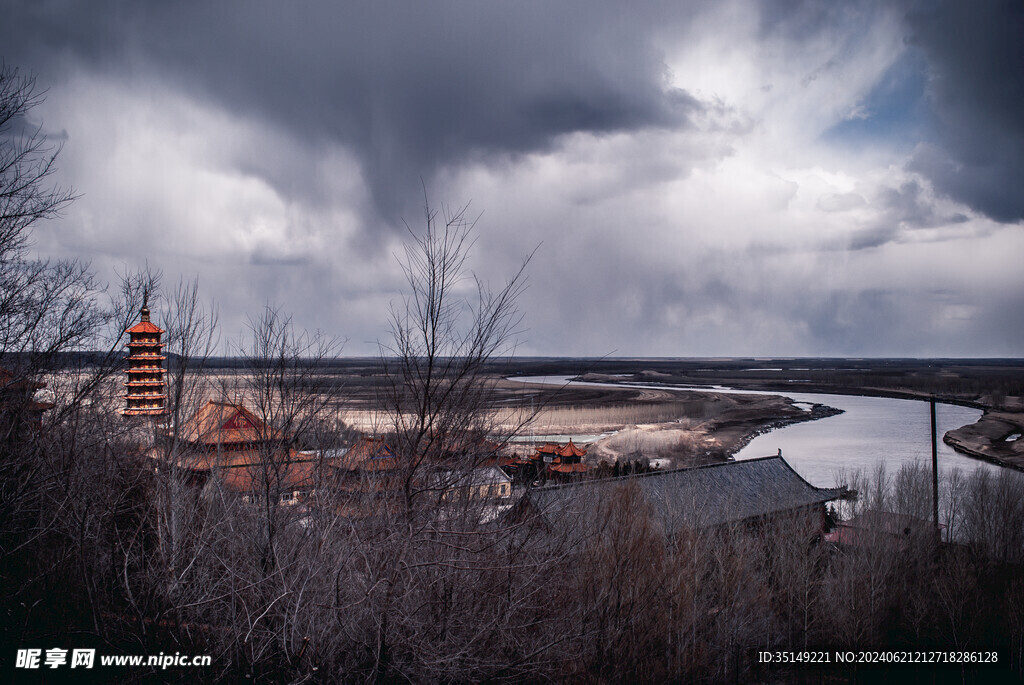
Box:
906 0 1024 223
1 1 1021 356
5 1 704 221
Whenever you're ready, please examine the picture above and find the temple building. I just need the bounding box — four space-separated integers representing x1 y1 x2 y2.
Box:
166 399 307 501
505 439 590 482
543 439 588 476
518 455 844 534
122 302 167 416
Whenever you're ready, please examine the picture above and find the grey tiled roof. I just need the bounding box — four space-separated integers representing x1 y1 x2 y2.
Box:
525 456 842 529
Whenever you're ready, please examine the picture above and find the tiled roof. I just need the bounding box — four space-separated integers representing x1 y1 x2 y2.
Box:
555 439 586 458
548 462 589 474
526 456 842 530
179 400 279 446
126 320 164 334
339 437 399 471
219 458 317 493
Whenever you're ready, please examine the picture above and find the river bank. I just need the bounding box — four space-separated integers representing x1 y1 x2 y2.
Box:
943 410 1024 472
561 371 1023 473
501 376 843 468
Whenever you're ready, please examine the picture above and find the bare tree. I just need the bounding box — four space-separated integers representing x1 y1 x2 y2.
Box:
0 66 95 375
0 66 74 248
0 67 166 657
380 198 532 514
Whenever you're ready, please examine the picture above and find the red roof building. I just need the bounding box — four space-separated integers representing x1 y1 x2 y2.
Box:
554 439 586 462
122 303 167 416
504 439 590 483
164 400 321 505
219 453 319 505
338 436 399 472
171 400 286 469
179 400 276 448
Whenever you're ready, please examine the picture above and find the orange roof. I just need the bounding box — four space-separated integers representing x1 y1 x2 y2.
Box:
219 458 317 493
127 320 164 334
555 439 586 458
122 407 167 416
179 400 280 446
339 437 399 471
548 463 589 474
170 444 320 471
531 440 587 462
126 304 164 334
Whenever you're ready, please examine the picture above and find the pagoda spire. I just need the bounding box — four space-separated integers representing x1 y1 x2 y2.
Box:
121 301 168 416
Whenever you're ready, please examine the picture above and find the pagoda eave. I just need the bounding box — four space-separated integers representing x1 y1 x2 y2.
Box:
121 408 169 416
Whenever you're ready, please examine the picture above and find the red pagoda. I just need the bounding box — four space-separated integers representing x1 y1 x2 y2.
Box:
122 302 167 416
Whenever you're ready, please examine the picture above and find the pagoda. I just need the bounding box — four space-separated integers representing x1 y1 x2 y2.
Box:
502 439 589 483
122 301 167 416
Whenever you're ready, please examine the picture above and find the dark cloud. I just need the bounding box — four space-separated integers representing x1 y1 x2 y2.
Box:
875 180 968 229
905 0 1024 223
4 1 1021 358
847 225 898 251
3 1 704 224
846 180 970 251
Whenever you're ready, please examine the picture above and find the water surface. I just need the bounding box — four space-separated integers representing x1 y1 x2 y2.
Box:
509 375 1000 488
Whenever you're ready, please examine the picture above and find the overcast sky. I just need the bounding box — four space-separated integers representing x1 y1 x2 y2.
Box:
4 0 1022 357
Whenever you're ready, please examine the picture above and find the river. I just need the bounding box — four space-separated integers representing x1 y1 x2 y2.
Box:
508 375 1004 488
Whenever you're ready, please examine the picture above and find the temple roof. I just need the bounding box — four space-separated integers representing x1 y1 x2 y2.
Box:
126 303 164 334
339 437 399 471
219 456 317 494
525 456 843 530
179 400 279 446
127 320 164 334
122 407 168 416
555 439 586 458
548 462 589 474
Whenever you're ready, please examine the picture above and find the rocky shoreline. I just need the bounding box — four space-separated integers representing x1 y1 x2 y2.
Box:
726 403 845 457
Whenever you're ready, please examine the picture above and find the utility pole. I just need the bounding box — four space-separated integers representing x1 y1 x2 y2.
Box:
930 398 940 544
